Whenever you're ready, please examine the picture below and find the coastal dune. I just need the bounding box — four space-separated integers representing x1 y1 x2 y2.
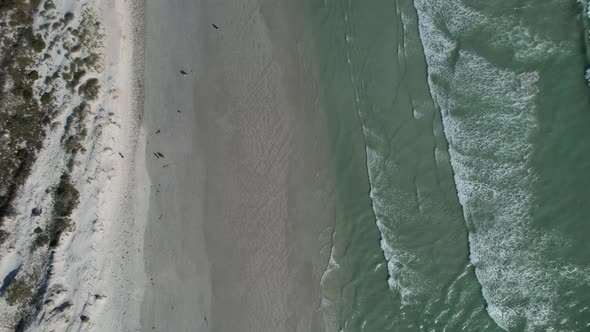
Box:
141 0 331 331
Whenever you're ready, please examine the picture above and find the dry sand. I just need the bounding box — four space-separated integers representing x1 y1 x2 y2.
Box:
140 0 332 331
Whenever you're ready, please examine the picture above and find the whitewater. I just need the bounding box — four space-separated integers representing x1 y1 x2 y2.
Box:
413 0 590 330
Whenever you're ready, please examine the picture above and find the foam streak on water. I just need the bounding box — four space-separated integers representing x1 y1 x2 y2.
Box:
341 0 473 317
342 0 429 306
413 0 590 330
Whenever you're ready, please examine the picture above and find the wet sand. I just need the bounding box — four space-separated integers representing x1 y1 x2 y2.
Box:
140 0 331 331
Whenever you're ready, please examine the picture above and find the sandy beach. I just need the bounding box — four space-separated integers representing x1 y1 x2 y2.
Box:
0 0 332 329
140 0 332 331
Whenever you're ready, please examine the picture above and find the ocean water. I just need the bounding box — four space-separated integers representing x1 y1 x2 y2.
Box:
307 0 590 330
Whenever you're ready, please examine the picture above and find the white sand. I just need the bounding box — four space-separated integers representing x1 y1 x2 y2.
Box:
35 0 149 329
140 0 332 331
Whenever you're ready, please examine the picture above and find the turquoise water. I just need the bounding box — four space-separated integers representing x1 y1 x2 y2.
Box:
308 0 590 330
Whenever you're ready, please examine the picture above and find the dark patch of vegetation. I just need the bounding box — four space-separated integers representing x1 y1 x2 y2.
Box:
4 279 32 306
67 67 86 89
21 86 32 100
61 102 88 156
27 70 38 80
13 82 33 100
63 11 73 25
31 232 48 250
62 102 86 137
64 134 82 153
16 55 32 69
77 9 103 51
78 77 99 100
31 34 45 52
82 53 99 67
48 173 78 247
0 0 20 13
43 0 55 10
11 8 33 26
0 143 40 222
52 173 79 221
40 91 51 104
0 0 49 230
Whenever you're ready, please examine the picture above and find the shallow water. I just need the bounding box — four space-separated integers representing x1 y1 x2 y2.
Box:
307 0 590 330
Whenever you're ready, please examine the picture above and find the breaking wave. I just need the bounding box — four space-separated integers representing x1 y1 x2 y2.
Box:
413 0 590 330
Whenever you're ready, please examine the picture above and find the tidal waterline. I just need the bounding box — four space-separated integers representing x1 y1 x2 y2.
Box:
304 0 590 330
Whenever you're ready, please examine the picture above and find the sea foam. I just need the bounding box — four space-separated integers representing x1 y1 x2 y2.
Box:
412 0 590 329
341 0 472 311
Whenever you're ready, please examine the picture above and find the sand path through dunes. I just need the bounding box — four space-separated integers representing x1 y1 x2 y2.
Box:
141 0 332 331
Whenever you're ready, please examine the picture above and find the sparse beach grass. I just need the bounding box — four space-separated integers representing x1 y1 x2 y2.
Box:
0 0 102 238
0 0 106 328
0 0 51 229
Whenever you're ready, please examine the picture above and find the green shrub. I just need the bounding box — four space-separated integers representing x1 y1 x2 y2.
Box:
82 53 99 67
53 173 79 218
63 12 74 24
11 9 32 26
22 87 33 100
64 135 82 153
44 0 56 10
68 69 86 88
0 0 18 13
16 56 32 69
78 78 99 100
40 92 51 104
49 173 79 247
13 84 33 101
32 232 49 250
5 279 32 306
31 35 46 52
28 70 39 80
